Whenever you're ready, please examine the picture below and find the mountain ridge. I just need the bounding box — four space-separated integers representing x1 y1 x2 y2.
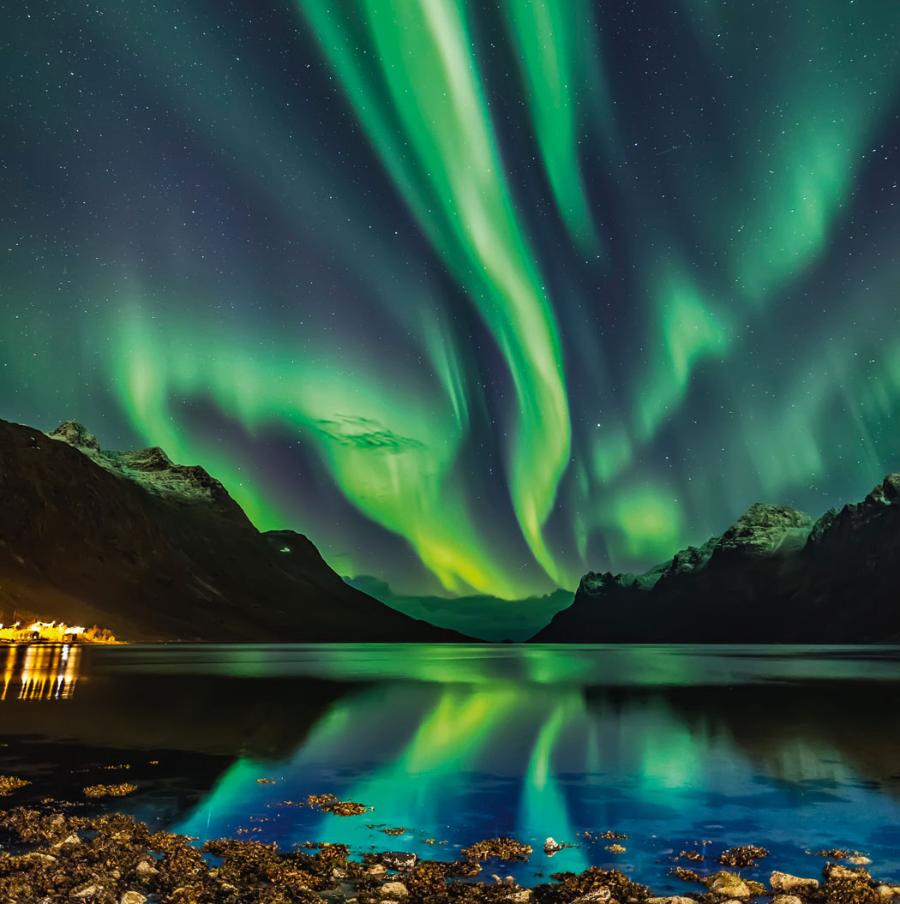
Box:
0 418 469 643
532 474 900 643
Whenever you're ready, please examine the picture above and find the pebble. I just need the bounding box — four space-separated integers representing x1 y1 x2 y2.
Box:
120 893 147 904
51 833 81 849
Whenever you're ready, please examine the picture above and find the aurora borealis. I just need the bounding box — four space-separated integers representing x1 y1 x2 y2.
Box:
2 1 899 601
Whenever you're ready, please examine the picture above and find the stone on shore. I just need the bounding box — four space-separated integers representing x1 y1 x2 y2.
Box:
571 889 612 902
705 871 761 898
120 893 147 904
770 870 819 893
544 836 563 855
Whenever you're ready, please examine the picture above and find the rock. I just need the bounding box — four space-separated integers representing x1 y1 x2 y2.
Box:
544 836 563 856
366 864 387 876
571 890 612 903
120 893 147 904
826 862 872 882
135 860 159 878
503 892 533 903
646 898 696 904
770 871 819 894
707 872 751 897
714 503 813 556
51 833 81 849
49 421 99 450
21 852 57 864
824 863 878 903
772 896 804 904
876 886 900 901
379 881 408 897
72 886 103 899
381 852 417 870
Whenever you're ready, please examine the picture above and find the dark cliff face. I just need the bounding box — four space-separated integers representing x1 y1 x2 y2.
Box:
0 419 468 643
533 477 900 643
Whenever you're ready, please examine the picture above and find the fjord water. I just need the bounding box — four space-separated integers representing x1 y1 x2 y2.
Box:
2 644 900 893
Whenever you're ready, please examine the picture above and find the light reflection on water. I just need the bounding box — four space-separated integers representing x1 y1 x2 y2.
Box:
1 644 900 892
92 642 900 686
0 644 81 701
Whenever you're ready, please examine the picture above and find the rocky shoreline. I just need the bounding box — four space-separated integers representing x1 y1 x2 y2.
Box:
0 801 898 903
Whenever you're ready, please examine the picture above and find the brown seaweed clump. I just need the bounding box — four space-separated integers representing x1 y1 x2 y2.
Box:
670 865 701 883
366 825 407 837
0 775 30 797
0 807 342 902
83 782 138 799
822 862 882 904
537 866 650 903
305 793 370 816
719 843 769 867
598 830 627 840
462 837 533 862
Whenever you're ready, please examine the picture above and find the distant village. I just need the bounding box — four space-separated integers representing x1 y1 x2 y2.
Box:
0 620 118 645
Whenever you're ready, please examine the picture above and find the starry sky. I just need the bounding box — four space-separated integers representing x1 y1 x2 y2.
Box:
2 0 899 600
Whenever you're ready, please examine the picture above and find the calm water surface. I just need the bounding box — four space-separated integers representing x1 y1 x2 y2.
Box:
1 643 899 892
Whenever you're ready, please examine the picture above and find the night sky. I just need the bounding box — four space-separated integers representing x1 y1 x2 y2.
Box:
2 1 899 600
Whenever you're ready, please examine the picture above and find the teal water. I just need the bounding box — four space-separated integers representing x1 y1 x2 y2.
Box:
1 643 899 893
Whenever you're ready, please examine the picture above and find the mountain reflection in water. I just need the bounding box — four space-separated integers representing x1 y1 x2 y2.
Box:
1 644 899 892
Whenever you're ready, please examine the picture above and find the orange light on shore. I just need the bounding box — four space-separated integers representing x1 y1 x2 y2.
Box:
0 620 114 645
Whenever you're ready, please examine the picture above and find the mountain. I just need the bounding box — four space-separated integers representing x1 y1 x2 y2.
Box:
347 576 573 642
0 418 468 642
532 475 900 643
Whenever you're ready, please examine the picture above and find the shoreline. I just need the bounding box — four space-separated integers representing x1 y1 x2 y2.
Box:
0 801 897 903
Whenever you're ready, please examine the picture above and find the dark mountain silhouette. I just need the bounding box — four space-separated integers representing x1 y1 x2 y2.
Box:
347 575 573 641
533 475 900 643
0 418 468 642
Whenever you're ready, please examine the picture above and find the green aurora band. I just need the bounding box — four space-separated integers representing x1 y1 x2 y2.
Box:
2 0 899 598
299 0 572 587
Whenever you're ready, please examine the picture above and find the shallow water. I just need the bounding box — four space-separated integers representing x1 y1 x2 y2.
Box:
1 643 899 893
